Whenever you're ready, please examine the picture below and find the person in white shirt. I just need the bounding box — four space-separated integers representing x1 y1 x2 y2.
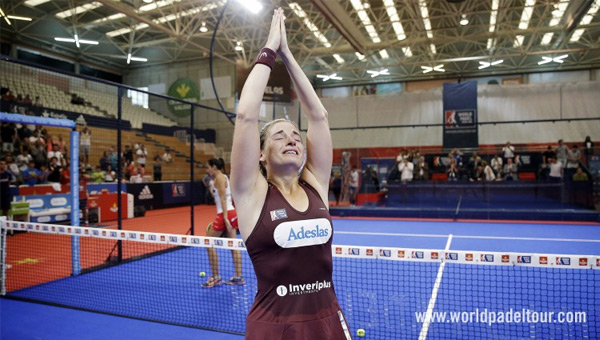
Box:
162 149 173 163
349 166 359 205
482 161 496 181
490 154 503 176
502 141 514 162
548 157 563 182
398 158 414 182
80 126 91 166
47 143 65 166
136 144 147 168
17 148 32 172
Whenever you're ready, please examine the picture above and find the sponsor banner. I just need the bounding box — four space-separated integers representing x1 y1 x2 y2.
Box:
162 182 191 205
88 183 124 194
273 218 332 249
127 183 163 210
442 81 478 149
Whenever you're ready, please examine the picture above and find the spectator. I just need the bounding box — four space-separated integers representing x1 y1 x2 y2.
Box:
572 167 588 181
502 141 515 162
17 123 32 141
91 166 104 183
567 145 581 169
1 122 17 154
398 158 414 182
23 161 40 186
0 159 13 216
469 166 485 182
548 157 563 182
5 155 20 184
80 126 91 167
105 164 116 182
162 149 173 163
482 161 496 181
79 166 90 225
16 148 32 172
349 166 359 205
203 172 215 205
153 154 162 181
555 139 568 168
125 160 136 181
136 144 147 168
47 157 62 183
99 151 109 171
490 154 503 176
47 143 65 166
109 147 118 170
503 158 518 181
583 136 594 166
468 151 482 176
33 96 42 107
447 158 459 181
414 156 429 181
71 94 85 105
124 145 133 163
540 145 555 180
31 142 47 169
23 94 32 105
365 165 380 192
56 134 66 154
29 130 44 146
38 164 49 184
451 148 464 168
331 171 342 205
60 165 71 186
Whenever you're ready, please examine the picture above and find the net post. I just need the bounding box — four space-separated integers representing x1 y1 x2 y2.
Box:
117 86 123 262
190 105 195 235
1 216 6 295
70 129 81 276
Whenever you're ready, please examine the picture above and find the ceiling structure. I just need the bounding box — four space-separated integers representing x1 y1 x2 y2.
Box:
1 0 599 87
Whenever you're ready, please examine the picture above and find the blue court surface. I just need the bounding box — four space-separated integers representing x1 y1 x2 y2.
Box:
2 218 599 339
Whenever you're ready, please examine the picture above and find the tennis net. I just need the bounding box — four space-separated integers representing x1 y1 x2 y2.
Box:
1 220 598 339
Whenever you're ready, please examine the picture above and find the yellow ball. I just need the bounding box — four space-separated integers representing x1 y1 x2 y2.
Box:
199 272 206 277
357 329 365 337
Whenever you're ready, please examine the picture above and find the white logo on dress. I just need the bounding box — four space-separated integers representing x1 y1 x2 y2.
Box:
276 285 288 297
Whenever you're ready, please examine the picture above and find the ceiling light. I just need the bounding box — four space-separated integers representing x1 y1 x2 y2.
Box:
402 47 413 57
421 65 445 74
199 22 208 32
290 2 331 48
130 56 147 62
24 0 50 6
569 2 599 42
518 0 536 30
350 0 382 44
430 44 437 55
487 0 499 50
514 35 524 47
143 0 153 3
419 0 433 39
478 60 503 69
316 73 342 82
234 41 243 51
363 2 370 9
7 15 32 21
333 54 345 64
0 8 11 25
55 2 102 19
460 14 469 26
54 37 99 45
355 52 365 61
549 1 568 26
379 49 389 59
236 0 262 14
383 0 406 41
541 32 553 45
538 55 568 65
367 69 389 78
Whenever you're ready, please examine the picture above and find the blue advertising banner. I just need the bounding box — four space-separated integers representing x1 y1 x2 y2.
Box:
443 82 478 149
162 182 191 205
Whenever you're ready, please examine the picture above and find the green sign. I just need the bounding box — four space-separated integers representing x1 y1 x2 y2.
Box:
167 78 200 117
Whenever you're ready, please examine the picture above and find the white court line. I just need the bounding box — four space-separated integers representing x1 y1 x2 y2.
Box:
335 231 600 243
418 234 453 340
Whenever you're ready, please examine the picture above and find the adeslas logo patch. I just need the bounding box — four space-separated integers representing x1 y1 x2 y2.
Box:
273 218 332 248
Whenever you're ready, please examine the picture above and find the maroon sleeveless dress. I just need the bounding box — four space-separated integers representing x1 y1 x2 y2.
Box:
244 181 352 339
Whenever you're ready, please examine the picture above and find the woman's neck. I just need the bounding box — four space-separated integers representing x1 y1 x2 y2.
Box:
267 174 300 194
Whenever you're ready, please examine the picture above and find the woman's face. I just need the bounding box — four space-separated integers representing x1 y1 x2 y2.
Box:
207 164 217 177
261 121 304 175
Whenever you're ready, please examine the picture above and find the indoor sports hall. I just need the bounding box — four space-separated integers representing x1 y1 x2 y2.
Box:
1 1 599 339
